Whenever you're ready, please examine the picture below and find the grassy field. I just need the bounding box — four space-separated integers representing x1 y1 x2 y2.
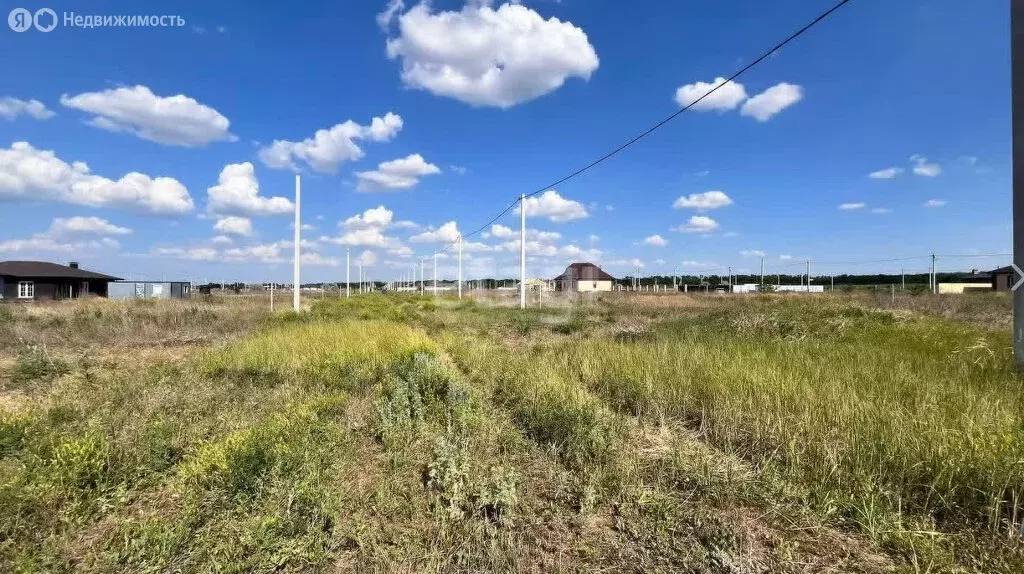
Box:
0 291 1022 572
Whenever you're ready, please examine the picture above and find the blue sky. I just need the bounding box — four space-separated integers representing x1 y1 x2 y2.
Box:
0 0 1011 283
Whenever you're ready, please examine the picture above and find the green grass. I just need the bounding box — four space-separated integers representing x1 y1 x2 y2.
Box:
0 293 1021 572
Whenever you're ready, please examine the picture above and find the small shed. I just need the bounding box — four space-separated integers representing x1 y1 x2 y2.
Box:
109 281 192 300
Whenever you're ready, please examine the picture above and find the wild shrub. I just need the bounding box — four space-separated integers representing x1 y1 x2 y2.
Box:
11 342 69 385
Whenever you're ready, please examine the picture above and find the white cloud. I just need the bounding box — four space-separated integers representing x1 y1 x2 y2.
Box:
910 155 941 177
517 190 589 222
674 77 747 111
355 153 441 192
153 246 220 261
214 216 253 237
48 216 131 237
740 249 765 257
673 215 719 233
0 97 55 121
326 228 399 248
377 0 404 30
870 207 892 214
923 199 946 208
258 112 403 173
779 254 793 261
211 235 233 245
868 167 903 179
654 258 667 265
740 83 803 121
643 234 668 247
410 221 460 243
672 190 733 211
60 85 235 147
0 235 119 254
384 2 599 108
588 234 600 243
343 205 394 229
388 244 414 258
207 162 294 217
489 224 560 243
356 250 378 267
839 202 865 210
0 141 194 215
450 165 467 175
301 252 340 267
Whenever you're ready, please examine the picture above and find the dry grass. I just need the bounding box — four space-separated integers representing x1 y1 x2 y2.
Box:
0 291 1020 572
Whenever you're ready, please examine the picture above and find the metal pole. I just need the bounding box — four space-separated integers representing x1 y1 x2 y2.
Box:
806 260 810 293
358 262 362 294
1015 2 1024 369
293 174 301 311
901 267 905 291
270 281 274 312
433 253 437 296
345 249 350 298
420 259 425 294
831 273 834 292
760 257 764 290
519 193 526 310
457 235 463 300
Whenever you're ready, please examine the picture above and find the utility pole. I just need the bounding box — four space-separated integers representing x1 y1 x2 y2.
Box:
806 260 811 293
727 266 732 292
930 253 937 294
270 281 274 312
519 193 526 310
420 258 425 295
345 249 350 298
760 257 764 290
433 253 438 296
901 267 905 291
358 262 363 294
293 174 301 311
1015 0 1024 369
457 235 463 300
831 273 834 292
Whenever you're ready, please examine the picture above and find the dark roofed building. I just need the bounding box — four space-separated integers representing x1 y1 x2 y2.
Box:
0 261 121 301
553 262 616 292
990 265 1018 292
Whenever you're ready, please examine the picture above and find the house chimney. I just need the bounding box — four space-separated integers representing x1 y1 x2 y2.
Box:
68 261 79 269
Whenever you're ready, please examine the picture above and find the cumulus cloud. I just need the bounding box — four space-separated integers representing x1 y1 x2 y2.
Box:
355 153 441 192
740 249 765 257
643 234 668 247
383 2 599 108
740 83 803 121
923 199 946 208
516 190 589 222
779 254 793 260
152 246 220 261
325 228 398 249
0 97 55 121
868 167 903 179
60 85 235 147
356 250 378 267
211 235 233 245
48 216 131 237
0 216 126 254
871 207 892 214
674 77 747 111
410 221 460 243
838 202 865 210
343 205 394 229
673 215 719 233
207 162 294 217
0 141 194 215
672 190 733 211
258 112 403 173
214 216 253 237
488 224 560 243
910 154 942 177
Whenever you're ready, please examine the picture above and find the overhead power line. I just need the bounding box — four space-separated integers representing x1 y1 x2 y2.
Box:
439 0 855 253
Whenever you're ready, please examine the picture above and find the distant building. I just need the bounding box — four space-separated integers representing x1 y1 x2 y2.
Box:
524 278 551 291
0 260 121 301
109 281 192 300
554 262 616 292
990 266 1018 292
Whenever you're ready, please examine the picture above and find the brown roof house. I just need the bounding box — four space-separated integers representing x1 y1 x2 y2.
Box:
553 262 616 292
0 261 121 301
990 265 1019 292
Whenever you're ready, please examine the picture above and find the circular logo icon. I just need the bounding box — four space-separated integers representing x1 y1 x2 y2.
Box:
33 8 57 32
8 8 32 32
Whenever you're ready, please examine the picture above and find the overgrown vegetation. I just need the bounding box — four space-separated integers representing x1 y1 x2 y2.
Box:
0 291 1021 572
